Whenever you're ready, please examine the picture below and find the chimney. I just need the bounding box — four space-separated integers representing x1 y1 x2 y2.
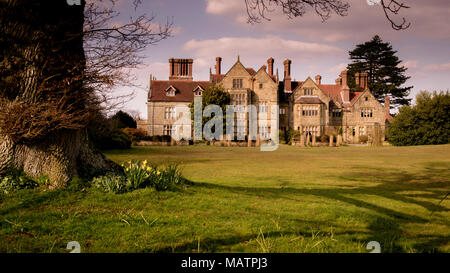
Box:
283 59 292 92
315 75 322 85
340 70 350 102
355 72 361 88
267 57 274 77
361 72 368 89
169 58 193 80
215 57 222 75
385 96 390 116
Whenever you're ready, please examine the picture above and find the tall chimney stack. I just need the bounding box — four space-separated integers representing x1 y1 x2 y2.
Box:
169 58 193 80
283 59 292 92
267 57 274 77
315 75 322 85
340 70 350 102
215 57 222 75
361 72 368 89
355 72 361 88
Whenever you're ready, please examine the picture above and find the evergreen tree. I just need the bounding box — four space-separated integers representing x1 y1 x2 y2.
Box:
347 35 413 107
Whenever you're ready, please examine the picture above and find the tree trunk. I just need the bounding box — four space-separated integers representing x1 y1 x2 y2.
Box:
0 1 121 187
0 130 122 188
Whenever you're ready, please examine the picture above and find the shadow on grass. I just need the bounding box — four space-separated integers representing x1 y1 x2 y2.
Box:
189 163 449 252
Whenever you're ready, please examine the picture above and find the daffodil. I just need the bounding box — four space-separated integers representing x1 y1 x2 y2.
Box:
157 171 161 175
147 167 151 171
125 168 129 172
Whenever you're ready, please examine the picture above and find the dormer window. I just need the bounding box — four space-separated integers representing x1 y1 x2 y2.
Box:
233 79 243 89
193 86 204 96
165 86 176 96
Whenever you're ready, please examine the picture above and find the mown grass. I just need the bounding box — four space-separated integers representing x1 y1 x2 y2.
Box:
1 144 449 253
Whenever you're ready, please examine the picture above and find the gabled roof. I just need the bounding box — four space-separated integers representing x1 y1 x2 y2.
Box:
149 80 211 102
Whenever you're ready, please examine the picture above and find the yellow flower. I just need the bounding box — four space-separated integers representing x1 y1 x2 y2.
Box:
125 168 129 172
147 167 151 171
143 160 148 165
156 171 161 175
121 163 124 167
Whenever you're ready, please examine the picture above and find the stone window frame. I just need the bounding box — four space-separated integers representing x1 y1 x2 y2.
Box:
163 125 173 136
303 88 314 96
360 108 373 118
164 107 176 120
232 78 243 89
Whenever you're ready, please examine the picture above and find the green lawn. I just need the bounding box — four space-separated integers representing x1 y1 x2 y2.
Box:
1 145 449 253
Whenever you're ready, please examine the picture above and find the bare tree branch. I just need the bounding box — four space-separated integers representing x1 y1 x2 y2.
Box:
244 0 411 30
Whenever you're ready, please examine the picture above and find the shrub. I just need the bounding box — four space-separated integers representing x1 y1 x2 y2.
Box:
321 135 329 143
388 91 450 146
122 127 147 142
359 135 369 143
93 173 127 194
0 170 38 194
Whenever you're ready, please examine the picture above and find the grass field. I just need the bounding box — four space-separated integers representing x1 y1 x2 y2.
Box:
1 145 449 253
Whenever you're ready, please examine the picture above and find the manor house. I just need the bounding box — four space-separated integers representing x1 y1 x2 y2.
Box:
139 57 393 144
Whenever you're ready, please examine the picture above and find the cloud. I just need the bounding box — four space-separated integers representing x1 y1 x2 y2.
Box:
423 62 450 72
182 35 343 60
403 60 419 70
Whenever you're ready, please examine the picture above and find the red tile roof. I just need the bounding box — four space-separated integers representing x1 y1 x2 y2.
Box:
149 80 211 102
245 68 256 76
211 74 225 84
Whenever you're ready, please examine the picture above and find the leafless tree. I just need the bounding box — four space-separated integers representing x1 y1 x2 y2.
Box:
244 0 410 30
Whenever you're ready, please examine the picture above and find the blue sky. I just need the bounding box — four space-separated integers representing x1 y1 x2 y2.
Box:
110 0 450 119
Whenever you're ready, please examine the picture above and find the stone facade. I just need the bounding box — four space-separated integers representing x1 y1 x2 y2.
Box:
139 57 392 144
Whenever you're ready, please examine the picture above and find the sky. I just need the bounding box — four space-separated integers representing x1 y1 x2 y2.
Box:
110 0 450 119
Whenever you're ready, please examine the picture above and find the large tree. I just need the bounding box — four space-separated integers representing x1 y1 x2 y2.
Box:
0 0 170 187
347 35 413 107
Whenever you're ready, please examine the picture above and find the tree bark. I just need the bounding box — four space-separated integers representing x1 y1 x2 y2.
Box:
0 1 121 187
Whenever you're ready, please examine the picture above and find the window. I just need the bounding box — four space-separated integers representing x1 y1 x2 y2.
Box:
359 127 366 136
163 125 173 136
279 108 286 115
259 83 263 89
304 88 314 95
259 126 270 139
365 97 368 101
258 102 268 113
233 78 243 89
301 105 319 116
164 107 175 119
194 90 202 96
352 127 356 136
331 109 342 118
361 108 373 118
166 86 176 96
303 126 320 136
